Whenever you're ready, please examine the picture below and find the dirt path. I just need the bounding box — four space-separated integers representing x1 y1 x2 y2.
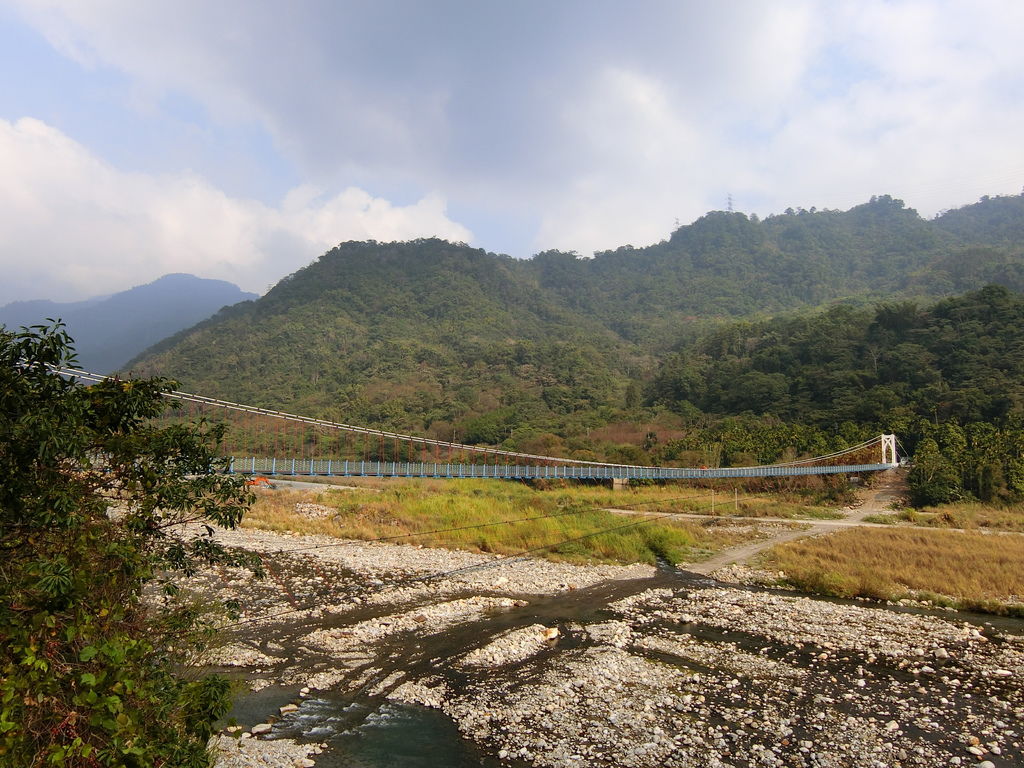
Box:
843 468 907 522
684 469 907 574
686 524 815 574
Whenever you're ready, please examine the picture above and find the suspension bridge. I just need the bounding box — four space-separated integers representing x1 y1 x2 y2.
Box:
61 368 899 482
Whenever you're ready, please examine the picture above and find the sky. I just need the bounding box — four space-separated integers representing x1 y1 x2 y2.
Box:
1 1 1023 304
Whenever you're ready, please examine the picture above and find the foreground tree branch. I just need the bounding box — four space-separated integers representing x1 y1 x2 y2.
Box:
1 323 258 767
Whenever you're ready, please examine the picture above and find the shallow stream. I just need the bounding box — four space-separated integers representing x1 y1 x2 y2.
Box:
272 697 501 768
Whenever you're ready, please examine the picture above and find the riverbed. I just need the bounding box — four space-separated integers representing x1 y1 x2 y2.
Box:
198 525 1024 768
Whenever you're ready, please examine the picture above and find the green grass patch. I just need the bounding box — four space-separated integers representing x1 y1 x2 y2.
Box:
861 513 899 524
855 503 1024 532
243 479 769 566
535 483 845 520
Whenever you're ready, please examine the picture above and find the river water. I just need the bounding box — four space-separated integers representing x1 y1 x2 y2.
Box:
226 685 507 767
272 697 499 768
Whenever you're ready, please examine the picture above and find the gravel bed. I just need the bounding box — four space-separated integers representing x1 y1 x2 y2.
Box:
301 596 523 653
400 590 1024 767
459 623 559 668
634 634 806 680
611 587 982 657
190 525 1024 767
211 734 319 767
216 525 654 594
203 643 279 667
709 562 786 586
441 646 688 767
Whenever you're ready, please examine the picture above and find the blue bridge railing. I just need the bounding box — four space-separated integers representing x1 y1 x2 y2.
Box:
226 457 892 481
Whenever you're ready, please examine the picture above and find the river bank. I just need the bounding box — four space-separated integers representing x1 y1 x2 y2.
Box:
199 525 1024 768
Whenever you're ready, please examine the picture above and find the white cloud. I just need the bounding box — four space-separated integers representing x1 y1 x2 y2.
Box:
0 117 472 304
10 0 450 183
536 1 1024 254
6 0 1024 263
536 67 720 254
746 1 1024 216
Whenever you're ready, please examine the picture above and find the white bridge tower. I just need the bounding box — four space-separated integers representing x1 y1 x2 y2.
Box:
881 434 898 466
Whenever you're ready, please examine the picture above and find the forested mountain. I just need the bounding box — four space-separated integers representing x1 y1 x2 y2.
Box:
932 193 1024 246
130 194 1024 468
0 274 256 373
132 241 639 449
527 194 1024 347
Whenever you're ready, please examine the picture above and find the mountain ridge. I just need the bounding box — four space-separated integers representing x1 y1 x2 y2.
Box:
128 193 1024 447
0 273 257 373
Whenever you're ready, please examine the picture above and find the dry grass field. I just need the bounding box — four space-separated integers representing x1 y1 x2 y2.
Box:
764 526 1024 614
865 501 1024 532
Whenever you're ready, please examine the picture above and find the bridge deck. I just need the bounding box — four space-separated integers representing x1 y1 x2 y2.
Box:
227 457 893 480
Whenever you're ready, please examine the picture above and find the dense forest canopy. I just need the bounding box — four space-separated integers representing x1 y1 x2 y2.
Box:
931 193 1024 245
132 239 636 449
526 194 1024 347
646 286 1024 504
647 285 1024 428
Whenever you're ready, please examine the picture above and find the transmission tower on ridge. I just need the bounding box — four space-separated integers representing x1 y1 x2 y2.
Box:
727 193 734 212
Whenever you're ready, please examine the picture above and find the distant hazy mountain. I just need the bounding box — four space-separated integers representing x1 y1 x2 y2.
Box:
0 274 257 373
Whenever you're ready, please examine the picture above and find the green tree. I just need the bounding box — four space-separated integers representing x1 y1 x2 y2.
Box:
0 324 258 767
907 438 962 506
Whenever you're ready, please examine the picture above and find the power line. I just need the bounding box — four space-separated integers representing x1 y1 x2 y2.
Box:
53 366 894 474
53 366 661 469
